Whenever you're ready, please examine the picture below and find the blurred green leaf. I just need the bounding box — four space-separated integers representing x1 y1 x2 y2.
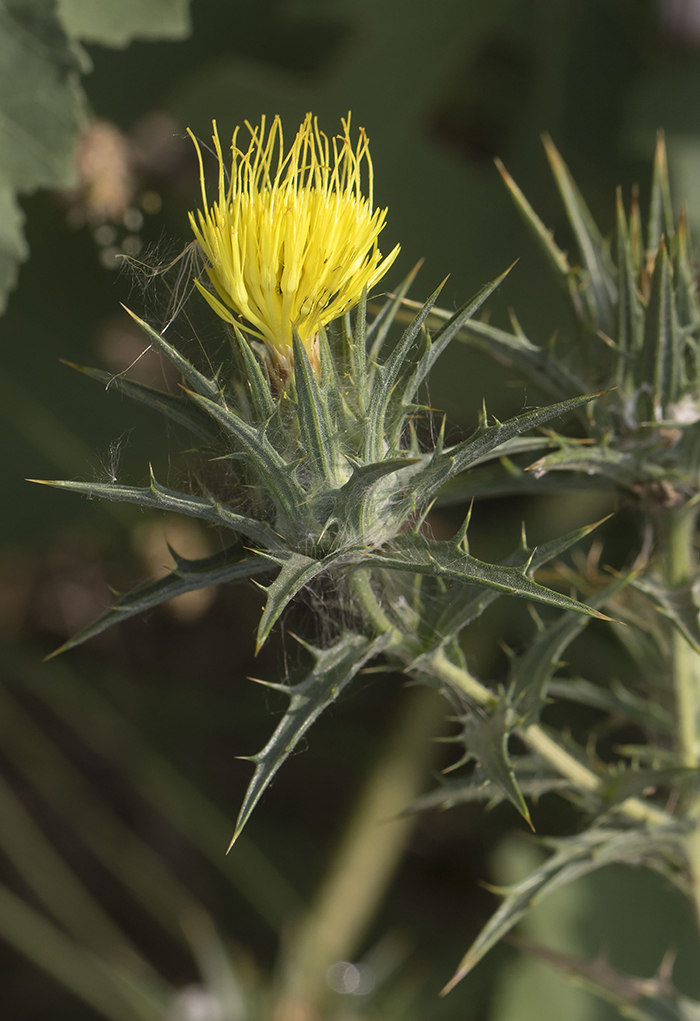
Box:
548 678 674 732
0 0 192 313
633 575 700 656
442 824 689 995
0 0 87 311
509 937 700 1021
57 0 190 47
4 651 303 931
404 760 573 814
0 880 169 1021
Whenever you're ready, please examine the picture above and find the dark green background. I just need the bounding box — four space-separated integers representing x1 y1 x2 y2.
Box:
2 1 700 1018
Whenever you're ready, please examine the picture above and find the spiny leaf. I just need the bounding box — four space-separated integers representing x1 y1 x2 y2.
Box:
508 937 700 1021
542 134 617 333
599 766 695 809
401 267 513 408
441 824 688 994
433 390 605 481
315 323 344 428
548 678 673 732
648 133 675 259
403 758 572 814
122 306 221 403
416 517 610 650
231 325 275 422
456 315 588 402
365 261 423 365
60 361 217 443
527 442 670 489
615 188 644 372
183 391 306 522
509 574 632 724
459 705 531 823
49 547 271 659
366 534 610 621
332 456 419 537
629 184 644 275
29 473 280 548
637 239 681 421
494 157 571 282
632 575 700 656
231 632 391 846
435 457 614 505
255 549 354 652
459 434 554 470
292 331 336 483
344 290 369 414
675 207 700 336
364 280 445 461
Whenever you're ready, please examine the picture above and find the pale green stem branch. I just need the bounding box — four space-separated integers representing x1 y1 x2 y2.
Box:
352 568 402 644
428 650 670 828
354 576 670 830
274 685 446 1020
664 503 700 927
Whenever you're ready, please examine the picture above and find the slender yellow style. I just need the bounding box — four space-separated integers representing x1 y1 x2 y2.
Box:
188 113 400 374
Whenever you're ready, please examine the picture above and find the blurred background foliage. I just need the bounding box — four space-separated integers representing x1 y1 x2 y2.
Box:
4 0 700 1018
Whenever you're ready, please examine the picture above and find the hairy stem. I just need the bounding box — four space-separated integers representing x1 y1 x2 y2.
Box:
352 568 402 643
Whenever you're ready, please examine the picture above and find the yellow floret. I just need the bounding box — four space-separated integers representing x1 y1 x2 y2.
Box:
188 113 400 374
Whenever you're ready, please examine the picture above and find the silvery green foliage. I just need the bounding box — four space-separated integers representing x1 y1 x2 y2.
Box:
43 266 603 845
445 135 700 507
424 137 700 1005
44 137 700 1009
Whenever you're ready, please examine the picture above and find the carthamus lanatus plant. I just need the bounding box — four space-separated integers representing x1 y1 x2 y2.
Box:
35 115 700 1013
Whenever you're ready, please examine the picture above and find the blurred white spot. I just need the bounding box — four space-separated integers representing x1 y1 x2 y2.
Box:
99 245 121 269
122 234 141 256
94 224 117 246
668 394 700 424
167 985 223 1021
326 961 376 996
124 207 144 231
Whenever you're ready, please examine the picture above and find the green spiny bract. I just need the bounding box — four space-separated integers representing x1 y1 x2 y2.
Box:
445 134 700 511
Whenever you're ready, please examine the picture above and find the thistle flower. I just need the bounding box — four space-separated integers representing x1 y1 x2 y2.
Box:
188 113 400 373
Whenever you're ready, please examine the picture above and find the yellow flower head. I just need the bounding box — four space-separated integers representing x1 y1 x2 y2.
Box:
188 113 400 372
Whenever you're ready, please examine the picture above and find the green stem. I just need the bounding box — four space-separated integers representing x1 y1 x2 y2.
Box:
664 502 700 927
666 504 700 766
427 650 669 828
352 568 402 643
354 575 670 829
274 685 446 1018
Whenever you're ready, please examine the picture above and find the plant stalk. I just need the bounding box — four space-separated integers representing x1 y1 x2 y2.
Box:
664 502 700 928
273 684 446 1020
428 650 670 828
355 571 671 830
